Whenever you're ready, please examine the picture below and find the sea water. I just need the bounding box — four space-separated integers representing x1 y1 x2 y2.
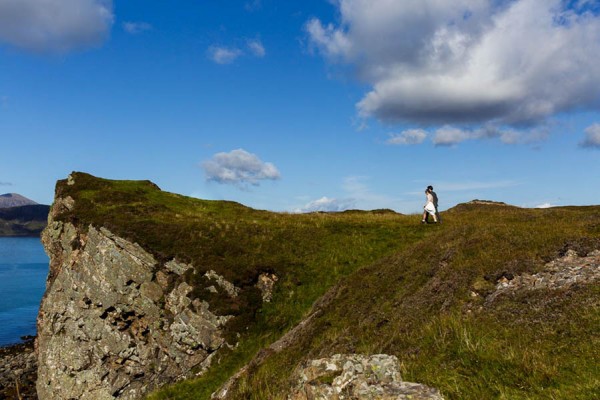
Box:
0 237 48 347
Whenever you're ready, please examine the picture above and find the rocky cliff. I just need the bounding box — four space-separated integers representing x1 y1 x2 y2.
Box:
37 181 240 399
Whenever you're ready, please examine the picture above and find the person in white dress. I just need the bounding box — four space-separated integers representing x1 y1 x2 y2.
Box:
421 185 439 224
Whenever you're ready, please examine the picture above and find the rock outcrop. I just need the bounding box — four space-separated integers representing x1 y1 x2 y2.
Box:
486 249 600 304
288 354 444 400
36 195 237 399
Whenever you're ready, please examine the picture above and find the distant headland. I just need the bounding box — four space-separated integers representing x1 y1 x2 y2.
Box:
0 193 49 237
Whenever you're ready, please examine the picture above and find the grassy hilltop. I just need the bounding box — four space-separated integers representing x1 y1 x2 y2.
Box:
56 173 599 399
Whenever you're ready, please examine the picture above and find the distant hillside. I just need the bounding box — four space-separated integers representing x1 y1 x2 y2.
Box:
0 193 38 208
0 204 50 236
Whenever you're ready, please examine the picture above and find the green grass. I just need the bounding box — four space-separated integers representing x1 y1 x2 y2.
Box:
55 173 435 399
217 204 600 399
54 173 600 399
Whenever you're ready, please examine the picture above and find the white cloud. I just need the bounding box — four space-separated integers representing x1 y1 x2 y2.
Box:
432 126 472 147
307 0 600 129
386 129 427 145
202 149 281 187
123 21 152 35
580 123 600 148
535 203 555 208
208 46 243 64
295 196 356 213
432 124 546 146
208 39 266 64
0 0 113 53
247 39 266 57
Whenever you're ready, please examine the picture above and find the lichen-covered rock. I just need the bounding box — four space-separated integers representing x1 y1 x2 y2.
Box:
36 197 238 399
288 354 444 400
256 273 278 302
486 249 600 304
205 270 240 298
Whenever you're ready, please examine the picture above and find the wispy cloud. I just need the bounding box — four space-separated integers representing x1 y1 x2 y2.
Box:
123 21 152 35
247 39 266 57
386 129 427 145
0 0 114 53
0 181 13 186
342 176 398 209
202 149 281 187
580 123 600 149
208 39 267 64
295 196 356 213
208 46 243 64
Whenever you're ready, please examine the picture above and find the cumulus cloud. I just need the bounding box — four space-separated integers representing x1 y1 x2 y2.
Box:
202 149 281 187
247 39 266 57
386 129 427 145
535 203 556 208
208 46 243 64
432 124 547 146
307 0 600 128
0 0 114 53
580 123 600 148
295 196 356 213
123 21 152 35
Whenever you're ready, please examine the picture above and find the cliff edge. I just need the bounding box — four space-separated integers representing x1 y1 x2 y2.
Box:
37 175 240 399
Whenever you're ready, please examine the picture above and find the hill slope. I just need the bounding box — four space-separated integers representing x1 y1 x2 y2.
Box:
150 197 600 399
193 204 600 400
32 173 599 400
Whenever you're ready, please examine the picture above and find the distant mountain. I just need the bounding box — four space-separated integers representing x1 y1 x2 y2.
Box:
0 204 49 237
0 193 38 208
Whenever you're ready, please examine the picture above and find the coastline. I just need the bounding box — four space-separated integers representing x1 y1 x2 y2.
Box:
0 337 37 399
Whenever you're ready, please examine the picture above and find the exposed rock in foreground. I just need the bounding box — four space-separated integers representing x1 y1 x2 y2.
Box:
288 354 444 400
0 339 37 400
36 196 238 399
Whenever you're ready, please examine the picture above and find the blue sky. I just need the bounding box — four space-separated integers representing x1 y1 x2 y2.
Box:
0 0 599 213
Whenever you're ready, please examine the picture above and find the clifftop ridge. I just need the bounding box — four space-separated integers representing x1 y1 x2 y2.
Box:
29 172 600 400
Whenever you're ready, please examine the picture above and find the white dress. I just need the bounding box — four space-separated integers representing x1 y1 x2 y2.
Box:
424 192 436 215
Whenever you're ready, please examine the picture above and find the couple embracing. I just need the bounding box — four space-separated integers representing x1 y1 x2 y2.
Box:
421 185 440 224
